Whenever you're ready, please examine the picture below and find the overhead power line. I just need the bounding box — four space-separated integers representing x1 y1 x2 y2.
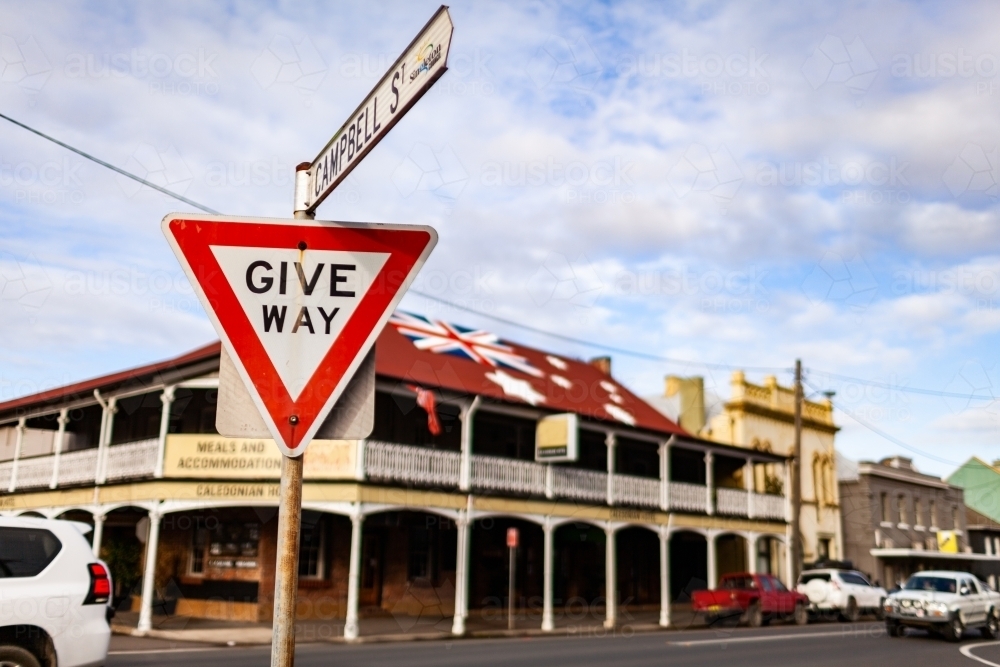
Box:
803 378 959 466
411 289 788 372
0 112 219 214
3 111 993 405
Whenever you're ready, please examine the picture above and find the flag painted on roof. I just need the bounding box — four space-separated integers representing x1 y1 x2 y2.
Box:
389 311 543 377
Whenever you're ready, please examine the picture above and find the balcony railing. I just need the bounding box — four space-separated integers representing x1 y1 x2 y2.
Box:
0 436 786 521
364 440 461 487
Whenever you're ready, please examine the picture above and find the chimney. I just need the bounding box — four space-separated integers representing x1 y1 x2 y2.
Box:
665 375 705 434
589 356 612 376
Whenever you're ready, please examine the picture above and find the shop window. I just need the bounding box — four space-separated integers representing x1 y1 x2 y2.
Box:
189 521 260 576
299 513 325 579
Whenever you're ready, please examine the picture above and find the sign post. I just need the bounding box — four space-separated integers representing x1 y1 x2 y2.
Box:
163 8 453 666
507 527 519 631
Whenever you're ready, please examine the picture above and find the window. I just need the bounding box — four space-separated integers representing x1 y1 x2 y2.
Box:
759 576 773 592
913 497 923 526
190 527 208 575
841 572 870 587
817 538 831 561
930 500 938 527
771 576 789 592
0 528 62 578
721 576 756 590
898 495 908 524
880 493 890 523
299 512 325 579
199 520 261 571
799 573 831 585
953 506 960 530
408 525 431 580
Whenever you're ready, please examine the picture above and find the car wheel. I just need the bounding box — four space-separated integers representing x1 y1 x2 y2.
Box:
745 603 763 628
875 598 886 621
794 602 809 626
841 597 860 623
983 609 1000 639
0 645 42 667
944 615 964 642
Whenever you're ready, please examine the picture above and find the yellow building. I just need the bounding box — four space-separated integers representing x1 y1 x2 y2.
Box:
661 371 841 569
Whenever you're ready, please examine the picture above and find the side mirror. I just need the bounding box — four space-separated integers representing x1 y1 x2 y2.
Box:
960 587 970 596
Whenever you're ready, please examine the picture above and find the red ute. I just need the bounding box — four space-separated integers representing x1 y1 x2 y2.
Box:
691 573 809 627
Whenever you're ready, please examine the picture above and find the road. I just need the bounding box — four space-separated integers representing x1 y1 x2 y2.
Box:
107 622 1000 667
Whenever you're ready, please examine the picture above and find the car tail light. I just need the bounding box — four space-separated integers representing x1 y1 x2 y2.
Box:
85 563 111 605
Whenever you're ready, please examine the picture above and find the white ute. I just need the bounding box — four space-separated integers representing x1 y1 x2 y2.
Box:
796 569 887 621
0 516 112 667
884 570 1000 642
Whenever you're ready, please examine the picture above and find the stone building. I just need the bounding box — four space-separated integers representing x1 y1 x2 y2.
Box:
838 455 1000 588
0 313 791 637
653 371 842 569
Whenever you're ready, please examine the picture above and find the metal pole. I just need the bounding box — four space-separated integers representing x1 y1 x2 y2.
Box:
791 359 803 583
508 542 516 630
271 162 314 667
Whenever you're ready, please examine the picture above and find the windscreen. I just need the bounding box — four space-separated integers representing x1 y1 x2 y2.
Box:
903 576 957 593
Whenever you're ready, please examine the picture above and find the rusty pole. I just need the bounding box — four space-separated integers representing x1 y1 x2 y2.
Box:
270 163 314 667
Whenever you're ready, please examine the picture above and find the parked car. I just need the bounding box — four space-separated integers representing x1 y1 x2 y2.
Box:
692 572 809 627
0 516 113 667
796 568 887 621
883 570 1000 642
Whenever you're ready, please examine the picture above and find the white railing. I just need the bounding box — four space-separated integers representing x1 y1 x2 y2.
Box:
363 440 461 487
10 456 55 489
551 467 607 502
613 473 660 508
716 487 749 516
751 492 785 520
56 448 99 486
668 481 708 513
103 438 159 482
0 460 11 489
472 454 546 495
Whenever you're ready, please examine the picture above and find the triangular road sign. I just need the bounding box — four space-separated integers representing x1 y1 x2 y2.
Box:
162 213 437 456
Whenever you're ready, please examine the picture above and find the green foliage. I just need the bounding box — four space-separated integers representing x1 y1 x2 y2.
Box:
101 536 142 598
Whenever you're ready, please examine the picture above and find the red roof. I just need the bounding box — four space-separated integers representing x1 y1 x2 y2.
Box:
0 316 686 437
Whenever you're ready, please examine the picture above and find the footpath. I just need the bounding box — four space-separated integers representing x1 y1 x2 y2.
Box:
112 605 706 645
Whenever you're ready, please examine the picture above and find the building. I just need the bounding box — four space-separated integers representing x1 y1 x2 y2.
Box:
653 371 842 568
838 455 1000 588
0 313 791 637
947 458 1000 525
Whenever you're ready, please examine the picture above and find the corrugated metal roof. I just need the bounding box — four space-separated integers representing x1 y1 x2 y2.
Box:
0 314 687 437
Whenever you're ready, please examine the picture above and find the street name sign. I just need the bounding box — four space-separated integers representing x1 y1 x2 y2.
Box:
162 213 437 456
305 5 453 212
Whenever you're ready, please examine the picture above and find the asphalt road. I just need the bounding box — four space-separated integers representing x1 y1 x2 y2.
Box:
107 622 1000 667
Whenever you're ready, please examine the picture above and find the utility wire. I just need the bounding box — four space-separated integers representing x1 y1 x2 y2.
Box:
3 111 993 404
410 289 789 373
807 368 996 401
0 112 220 214
804 378 959 466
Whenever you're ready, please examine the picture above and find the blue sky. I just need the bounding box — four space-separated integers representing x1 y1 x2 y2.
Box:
2 1 1000 477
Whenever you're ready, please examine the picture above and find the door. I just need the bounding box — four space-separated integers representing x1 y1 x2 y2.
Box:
769 575 795 614
963 577 987 624
359 532 383 608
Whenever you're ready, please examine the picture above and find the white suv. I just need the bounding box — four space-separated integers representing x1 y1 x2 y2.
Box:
884 571 1000 642
0 516 112 667
797 569 887 622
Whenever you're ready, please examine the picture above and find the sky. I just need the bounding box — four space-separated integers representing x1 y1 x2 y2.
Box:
2 0 1000 478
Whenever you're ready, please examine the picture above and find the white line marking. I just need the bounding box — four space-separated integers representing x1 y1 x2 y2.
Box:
961 641 1000 667
668 630 874 647
109 646 269 655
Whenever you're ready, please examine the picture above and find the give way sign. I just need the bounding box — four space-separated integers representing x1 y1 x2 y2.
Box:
162 213 437 456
